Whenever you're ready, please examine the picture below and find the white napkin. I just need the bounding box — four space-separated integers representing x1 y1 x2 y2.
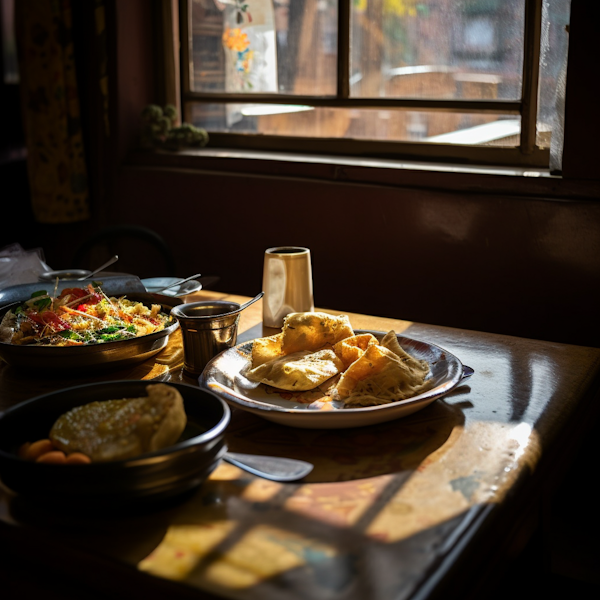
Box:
0 243 52 290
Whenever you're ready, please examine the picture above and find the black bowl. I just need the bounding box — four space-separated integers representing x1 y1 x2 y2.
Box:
0 381 230 508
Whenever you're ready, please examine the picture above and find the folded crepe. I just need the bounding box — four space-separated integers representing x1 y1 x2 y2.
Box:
251 333 284 368
333 333 379 370
279 312 354 356
332 331 430 407
249 311 354 371
247 348 344 391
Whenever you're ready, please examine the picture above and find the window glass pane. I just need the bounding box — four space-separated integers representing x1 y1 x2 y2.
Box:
537 0 570 155
188 102 520 146
350 0 524 100
190 0 338 95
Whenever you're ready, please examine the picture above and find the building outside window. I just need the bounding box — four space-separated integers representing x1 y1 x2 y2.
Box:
181 0 570 170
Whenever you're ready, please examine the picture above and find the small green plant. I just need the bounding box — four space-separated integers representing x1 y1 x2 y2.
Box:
140 104 209 151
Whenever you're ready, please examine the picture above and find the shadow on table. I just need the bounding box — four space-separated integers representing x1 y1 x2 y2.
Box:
225 396 465 484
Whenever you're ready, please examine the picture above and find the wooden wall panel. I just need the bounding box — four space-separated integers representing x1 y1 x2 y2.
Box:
113 166 600 347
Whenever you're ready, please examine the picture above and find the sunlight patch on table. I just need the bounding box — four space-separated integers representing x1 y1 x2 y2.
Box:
138 520 237 580
202 525 336 589
365 420 541 543
139 522 336 590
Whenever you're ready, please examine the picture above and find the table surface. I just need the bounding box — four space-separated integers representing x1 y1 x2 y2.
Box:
1 289 600 600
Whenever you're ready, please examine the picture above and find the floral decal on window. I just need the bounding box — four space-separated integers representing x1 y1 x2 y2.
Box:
220 0 277 101
223 27 255 89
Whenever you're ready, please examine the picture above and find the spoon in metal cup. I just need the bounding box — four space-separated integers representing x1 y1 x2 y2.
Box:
217 291 265 318
78 255 119 280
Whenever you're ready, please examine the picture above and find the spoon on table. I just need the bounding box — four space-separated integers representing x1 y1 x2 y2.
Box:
78 255 119 280
224 451 313 482
154 273 202 293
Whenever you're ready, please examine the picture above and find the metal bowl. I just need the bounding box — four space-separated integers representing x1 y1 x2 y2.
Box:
0 293 180 372
38 269 92 282
0 381 230 508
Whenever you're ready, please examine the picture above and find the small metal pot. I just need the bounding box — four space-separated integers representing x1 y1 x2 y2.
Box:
171 301 242 376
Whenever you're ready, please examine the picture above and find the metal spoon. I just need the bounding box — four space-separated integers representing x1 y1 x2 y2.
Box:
224 451 313 482
217 291 265 318
155 273 202 293
78 255 119 280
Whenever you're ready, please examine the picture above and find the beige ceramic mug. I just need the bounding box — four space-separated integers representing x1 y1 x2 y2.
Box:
262 246 314 328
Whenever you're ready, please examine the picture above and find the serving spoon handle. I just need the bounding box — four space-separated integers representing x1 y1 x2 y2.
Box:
78 255 119 280
157 273 202 293
224 451 313 482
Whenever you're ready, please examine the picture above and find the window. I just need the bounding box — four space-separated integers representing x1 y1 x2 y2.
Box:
180 0 570 170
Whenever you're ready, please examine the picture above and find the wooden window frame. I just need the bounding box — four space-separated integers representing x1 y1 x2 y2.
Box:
176 0 553 170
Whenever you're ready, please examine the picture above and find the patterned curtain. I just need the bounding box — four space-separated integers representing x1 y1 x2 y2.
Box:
15 0 90 223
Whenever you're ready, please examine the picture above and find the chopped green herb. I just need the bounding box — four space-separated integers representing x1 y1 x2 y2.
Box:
33 297 52 311
30 290 47 298
95 325 125 335
58 330 82 340
99 332 127 342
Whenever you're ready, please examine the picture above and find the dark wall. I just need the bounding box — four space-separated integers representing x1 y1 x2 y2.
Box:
112 164 600 347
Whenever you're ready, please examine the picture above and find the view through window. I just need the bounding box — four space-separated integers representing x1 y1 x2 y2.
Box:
182 0 570 164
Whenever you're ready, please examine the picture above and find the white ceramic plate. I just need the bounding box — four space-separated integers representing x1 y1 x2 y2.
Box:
199 330 473 429
142 277 202 297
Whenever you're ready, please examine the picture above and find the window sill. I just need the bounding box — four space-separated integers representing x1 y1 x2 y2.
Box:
126 147 600 201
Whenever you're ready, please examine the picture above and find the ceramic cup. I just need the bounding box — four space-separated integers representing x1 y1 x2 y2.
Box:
171 301 241 375
262 246 314 328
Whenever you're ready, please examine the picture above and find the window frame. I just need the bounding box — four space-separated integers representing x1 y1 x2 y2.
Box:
177 0 553 170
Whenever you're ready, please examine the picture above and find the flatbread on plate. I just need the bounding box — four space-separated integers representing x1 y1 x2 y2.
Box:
280 312 354 355
246 348 344 391
333 333 379 370
332 333 430 407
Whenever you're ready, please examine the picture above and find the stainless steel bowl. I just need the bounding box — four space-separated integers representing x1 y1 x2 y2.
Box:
0 293 180 372
0 381 230 509
38 269 92 282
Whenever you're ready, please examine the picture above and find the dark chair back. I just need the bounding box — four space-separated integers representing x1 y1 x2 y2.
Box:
72 225 177 279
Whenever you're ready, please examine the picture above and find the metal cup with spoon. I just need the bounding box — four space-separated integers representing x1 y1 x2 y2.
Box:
171 292 264 376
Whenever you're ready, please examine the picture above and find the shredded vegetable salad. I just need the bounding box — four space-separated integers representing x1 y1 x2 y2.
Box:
0 283 171 347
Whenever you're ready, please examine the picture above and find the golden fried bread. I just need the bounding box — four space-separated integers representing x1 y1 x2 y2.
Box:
49 384 187 462
248 315 430 405
247 348 344 391
280 311 354 355
333 333 379 370
251 333 283 368
332 341 430 407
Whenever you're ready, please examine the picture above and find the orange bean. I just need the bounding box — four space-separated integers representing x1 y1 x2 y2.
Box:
65 452 91 464
18 442 31 459
36 451 67 464
24 439 55 461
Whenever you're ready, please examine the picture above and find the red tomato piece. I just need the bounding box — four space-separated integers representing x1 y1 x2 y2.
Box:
59 287 88 300
41 311 71 332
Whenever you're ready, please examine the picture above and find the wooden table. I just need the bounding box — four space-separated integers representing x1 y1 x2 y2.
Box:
1 290 600 600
